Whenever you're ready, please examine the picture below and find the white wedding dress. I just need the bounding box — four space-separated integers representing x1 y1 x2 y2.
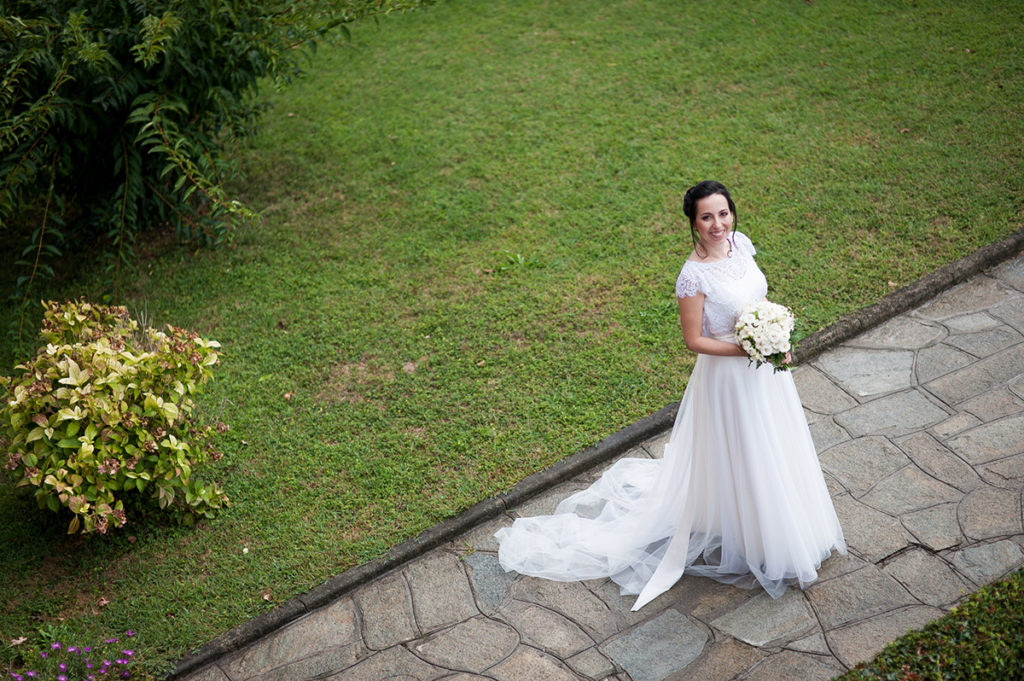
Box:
495 232 845 610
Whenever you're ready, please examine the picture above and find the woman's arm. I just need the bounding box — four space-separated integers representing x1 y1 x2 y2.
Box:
677 294 747 357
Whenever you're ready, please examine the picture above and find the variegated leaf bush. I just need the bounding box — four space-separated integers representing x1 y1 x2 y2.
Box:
1 301 229 534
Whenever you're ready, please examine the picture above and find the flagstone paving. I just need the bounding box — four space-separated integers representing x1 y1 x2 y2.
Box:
182 254 1024 681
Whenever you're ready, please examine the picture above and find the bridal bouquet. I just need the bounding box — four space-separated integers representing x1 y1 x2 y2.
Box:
734 301 795 372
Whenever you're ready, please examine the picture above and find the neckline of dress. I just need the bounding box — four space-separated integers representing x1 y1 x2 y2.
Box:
686 250 738 266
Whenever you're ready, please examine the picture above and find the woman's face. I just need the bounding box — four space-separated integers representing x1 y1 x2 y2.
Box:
692 193 733 248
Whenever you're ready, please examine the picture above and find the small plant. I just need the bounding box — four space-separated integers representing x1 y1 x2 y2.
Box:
10 631 138 680
0 300 229 534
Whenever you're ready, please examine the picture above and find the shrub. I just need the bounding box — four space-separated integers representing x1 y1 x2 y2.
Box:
838 568 1024 681
0 0 435 302
0 300 229 534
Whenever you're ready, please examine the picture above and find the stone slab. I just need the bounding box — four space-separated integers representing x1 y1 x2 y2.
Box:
815 550 871 583
944 312 1002 333
826 606 943 668
989 257 1024 291
815 348 914 397
566 647 615 680
463 552 516 614
945 326 1022 358
458 516 509 554
510 577 622 641
709 589 816 647
487 646 583 681
406 551 479 632
323 645 441 681
946 414 1024 464
916 276 1017 321
925 344 1024 405
222 597 362 680
741 651 845 681
410 616 518 673
898 431 985 493
588 578 652 630
511 480 590 517
599 609 708 681
980 453 1024 489
951 540 1024 586
641 430 671 459
248 644 368 681
793 365 857 413
497 598 593 658
859 464 962 516
667 576 759 623
993 297 1024 334
1011 373 1024 401
832 494 912 563
958 485 1023 541
786 632 831 656
835 390 948 438
354 572 419 649
807 565 916 630
930 412 984 439
960 386 1024 422
809 419 849 453
900 503 964 551
823 471 847 498
663 638 764 681
852 316 945 349
883 549 972 606
818 437 908 498
916 343 976 383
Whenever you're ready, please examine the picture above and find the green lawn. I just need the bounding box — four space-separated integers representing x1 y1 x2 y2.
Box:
1 0 1022 676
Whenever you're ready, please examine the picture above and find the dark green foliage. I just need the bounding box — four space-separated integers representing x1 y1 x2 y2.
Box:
0 0 433 303
837 569 1024 681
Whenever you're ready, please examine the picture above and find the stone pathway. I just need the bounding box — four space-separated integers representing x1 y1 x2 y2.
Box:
183 254 1024 681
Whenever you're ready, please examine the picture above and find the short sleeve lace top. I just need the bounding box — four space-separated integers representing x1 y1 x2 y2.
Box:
675 231 768 340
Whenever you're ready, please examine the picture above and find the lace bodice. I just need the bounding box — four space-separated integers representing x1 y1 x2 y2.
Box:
675 232 768 340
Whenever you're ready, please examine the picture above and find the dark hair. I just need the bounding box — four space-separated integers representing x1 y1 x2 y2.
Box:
682 180 737 257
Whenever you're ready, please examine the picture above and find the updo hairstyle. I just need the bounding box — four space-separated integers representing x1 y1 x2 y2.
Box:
682 180 738 257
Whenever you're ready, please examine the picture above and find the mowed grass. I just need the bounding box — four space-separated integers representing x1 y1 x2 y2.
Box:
1 0 1022 675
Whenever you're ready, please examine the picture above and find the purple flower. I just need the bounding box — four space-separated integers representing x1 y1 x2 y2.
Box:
121 650 134 657
84 646 92 652
11 673 24 681
38 652 47 660
104 638 119 644
120 673 131 679
125 630 135 638
58 663 67 672
116 658 129 665
57 676 67 681
26 673 38 679
50 642 62 650
67 646 80 654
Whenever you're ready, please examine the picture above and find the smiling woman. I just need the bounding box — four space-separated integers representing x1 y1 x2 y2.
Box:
496 181 846 609
0 0 1021 674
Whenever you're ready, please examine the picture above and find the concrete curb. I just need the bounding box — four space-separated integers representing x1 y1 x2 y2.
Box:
170 226 1024 680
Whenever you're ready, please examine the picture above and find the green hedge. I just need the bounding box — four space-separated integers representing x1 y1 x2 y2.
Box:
838 568 1024 681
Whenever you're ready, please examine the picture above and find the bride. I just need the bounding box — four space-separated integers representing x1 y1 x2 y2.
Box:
495 180 845 611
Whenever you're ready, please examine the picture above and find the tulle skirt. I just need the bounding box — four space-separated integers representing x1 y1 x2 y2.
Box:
495 352 846 610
